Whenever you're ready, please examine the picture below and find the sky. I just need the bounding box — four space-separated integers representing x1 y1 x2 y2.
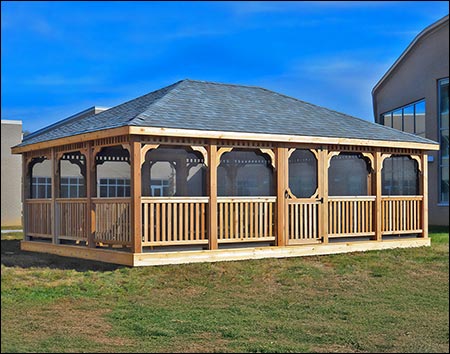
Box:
1 1 449 134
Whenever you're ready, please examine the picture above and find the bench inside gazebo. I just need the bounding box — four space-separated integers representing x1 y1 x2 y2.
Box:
12 79 439 266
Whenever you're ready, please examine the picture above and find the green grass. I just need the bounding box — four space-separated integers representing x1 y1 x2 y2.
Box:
1 229 449 353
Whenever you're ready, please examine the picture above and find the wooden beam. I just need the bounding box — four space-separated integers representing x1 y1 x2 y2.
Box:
22 155 29 240
208 142 218 250
128 126 440 151
12 126 130 154
275 146 287 246
421 153 428 238
131 138 142 253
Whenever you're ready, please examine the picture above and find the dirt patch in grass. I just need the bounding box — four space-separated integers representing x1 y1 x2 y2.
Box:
3 298 135 352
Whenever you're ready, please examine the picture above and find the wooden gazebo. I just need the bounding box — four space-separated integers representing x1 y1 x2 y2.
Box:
12 79 439 266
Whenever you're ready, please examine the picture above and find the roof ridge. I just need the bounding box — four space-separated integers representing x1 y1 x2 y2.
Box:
124 79 185 124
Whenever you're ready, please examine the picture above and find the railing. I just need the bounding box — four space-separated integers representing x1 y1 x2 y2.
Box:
217 197 276 243
93 198 132 245
287 199 320 244
381 196 423 234
142 197 208 246
24 199 52 238
328 196 376 237
56 198 87 241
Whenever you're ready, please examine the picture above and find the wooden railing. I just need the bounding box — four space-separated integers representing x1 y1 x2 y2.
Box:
56 198 87 241
142 197 208 246
93 198 131 245
287 199 320 244
328 196 376 237
24 199 52 238
217 197 276 243
381 196 423 234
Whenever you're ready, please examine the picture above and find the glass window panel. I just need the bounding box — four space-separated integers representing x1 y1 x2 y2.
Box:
117 186 125 197
69 187 78 198
125 187 130 197
79 185 86 198
403 105 415 134
46 185 52 199
100 186 107 197
288 149 318 198
415 100 426 137
441 166 449 203
38 185 46 199
441 130 449 159
328 154 369 196
392 109 403 130
383 113 392 128
100 178 107 185
60 185 69 198
108 186 115 197
218 149 274 196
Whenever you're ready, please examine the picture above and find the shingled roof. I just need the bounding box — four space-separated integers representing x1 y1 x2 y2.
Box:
19 79 437 147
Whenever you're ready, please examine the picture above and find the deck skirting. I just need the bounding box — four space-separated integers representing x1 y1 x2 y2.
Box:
21 238 431 267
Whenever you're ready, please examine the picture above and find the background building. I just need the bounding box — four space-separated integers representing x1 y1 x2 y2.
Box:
372 15 449 226
1 120 23 226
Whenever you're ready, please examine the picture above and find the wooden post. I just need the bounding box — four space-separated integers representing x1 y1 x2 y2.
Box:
275 146 287 247
51 148 59 244
208 142 218 250
319 147 329 244
22 155 29 240
131 138 142 253
421 153 428 238
374 151 382 241
86 142 96 248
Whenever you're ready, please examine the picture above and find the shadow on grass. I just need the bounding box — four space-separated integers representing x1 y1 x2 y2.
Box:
1 239 124 272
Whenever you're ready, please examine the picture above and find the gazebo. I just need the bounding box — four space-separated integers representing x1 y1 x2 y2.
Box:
12 79 439 266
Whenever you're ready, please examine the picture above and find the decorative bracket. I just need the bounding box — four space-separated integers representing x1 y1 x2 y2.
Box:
191 146 208 166
259 148 275 169
140 144 160 167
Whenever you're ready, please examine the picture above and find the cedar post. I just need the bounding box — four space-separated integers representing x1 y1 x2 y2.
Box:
86 142 96 248
208 142 218 250
131 138 142 253
22 155 29 240
319 147 329 244
374 150 383 241
421 153 428 238
51 148 59 244
275 146 287 246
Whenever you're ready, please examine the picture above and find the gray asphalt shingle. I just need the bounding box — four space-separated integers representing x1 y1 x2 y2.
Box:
19 79 437 147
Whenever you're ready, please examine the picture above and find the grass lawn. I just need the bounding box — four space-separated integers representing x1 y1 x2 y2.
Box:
1 228 449 353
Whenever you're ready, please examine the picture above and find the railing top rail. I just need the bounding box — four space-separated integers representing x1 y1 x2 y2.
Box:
55 198 88 202
92 197 131 203
381 195 424 200
24 198 52 203
141 197 209 203
328 196 377 201
217 196 277 202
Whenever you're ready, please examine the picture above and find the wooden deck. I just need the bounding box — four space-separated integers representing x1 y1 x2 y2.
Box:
21 237 430 267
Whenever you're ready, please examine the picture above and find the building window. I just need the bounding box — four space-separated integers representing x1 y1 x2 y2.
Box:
98 178 130 198
60 177 85 198
381 99 426 137
31 177 52 199
439 78 449 204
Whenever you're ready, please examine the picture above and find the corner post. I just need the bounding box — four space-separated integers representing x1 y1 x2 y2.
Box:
207 142 218 250
421 153 428 238
275 146 287 247
22 155 29 240
131 138 142 253
374 151 382 241
319 147 329 244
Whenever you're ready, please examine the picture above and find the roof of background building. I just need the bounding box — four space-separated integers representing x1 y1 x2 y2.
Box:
19 79 437 147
